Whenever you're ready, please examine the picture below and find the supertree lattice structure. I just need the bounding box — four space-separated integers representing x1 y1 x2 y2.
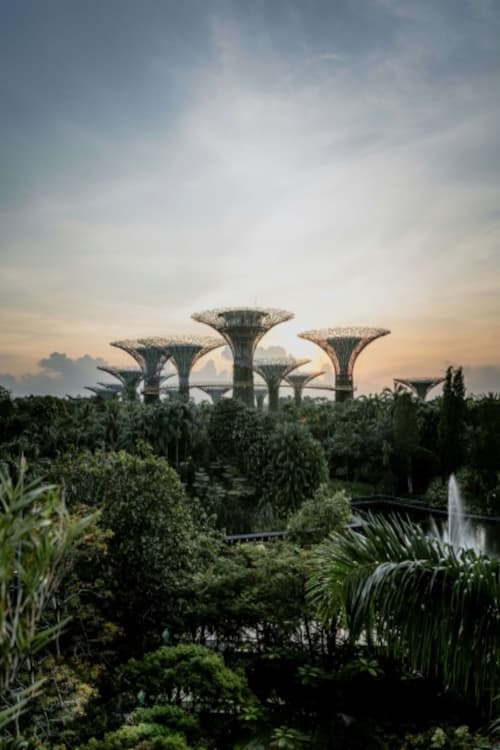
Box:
146 336 224 399
254 358 310 411
110 339 172 403
394 377 445 401
97 366 143 401
299 327 390 401
285 370 325 407
194 384 233 403
191 307 294 406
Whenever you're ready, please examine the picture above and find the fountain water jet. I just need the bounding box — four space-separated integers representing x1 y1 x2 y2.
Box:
431 474 484 553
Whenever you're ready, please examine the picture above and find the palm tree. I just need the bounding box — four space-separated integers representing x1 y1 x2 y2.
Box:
309 512 500 712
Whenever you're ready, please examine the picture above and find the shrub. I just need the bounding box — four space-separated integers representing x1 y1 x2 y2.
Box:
126 644 254 716
79 723 192 750
287 485 352 545
262 423 328 516
51 451 201 644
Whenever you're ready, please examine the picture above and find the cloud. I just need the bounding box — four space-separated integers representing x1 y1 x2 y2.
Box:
255 346 289 360
0 352 109 397
190 357 231 384
0 1 499 382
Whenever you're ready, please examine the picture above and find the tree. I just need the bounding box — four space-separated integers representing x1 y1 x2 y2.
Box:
309 512 500 713
126 644 253 715
261 423 328 517
392 392 419 494
0 465 94 734
50 451 206 648
439 366 467 477
287 485 352 546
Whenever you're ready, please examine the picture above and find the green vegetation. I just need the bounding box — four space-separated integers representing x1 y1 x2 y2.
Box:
0 468 95 739
0 379 499 748
310 512 500 708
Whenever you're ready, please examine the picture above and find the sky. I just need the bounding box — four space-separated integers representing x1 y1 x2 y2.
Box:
1 0 499 397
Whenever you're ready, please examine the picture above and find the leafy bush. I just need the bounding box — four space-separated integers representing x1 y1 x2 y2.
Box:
50 451 204 645
287 485 352 545
126 644 254 716
78 722 193 750
261 423 328 516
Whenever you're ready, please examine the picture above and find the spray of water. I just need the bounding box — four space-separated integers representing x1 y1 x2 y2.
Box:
430 474 483 552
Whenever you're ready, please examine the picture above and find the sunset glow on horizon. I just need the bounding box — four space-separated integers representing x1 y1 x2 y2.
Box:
1 0 499 397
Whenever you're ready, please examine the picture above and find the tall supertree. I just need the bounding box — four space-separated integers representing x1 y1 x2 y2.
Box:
97 366 143 401
299 327 390 401
191 308 294 406
285 370 325 407
254 358 310 411
194 384 232 403
394 377 445 401
147 336 224 399
110 339 172 403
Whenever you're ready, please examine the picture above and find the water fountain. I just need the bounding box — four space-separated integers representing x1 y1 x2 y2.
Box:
431 474 486 553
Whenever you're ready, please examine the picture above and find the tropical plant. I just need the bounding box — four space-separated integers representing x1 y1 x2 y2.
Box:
309 512 500 712
0 465 95 733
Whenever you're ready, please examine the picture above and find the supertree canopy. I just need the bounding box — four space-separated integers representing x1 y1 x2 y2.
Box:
298 327 390 401
191 307 294 406
146 336 224 399
254 358 310 411
193 383 232 403
285 369 325 407
97 366 143 401
394 376 445 401
110 339 172 403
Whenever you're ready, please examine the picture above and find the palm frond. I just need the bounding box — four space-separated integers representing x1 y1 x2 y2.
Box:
309 512 500 710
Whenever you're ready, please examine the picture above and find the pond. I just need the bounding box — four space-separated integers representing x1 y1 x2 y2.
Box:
351 497 500 557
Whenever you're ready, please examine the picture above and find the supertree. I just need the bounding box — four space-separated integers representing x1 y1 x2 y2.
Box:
191 307 294 406
254 358 310 411
194 384 232 403
254 386 267 410
285 370 325 407
97 366 143 401
298 327 390 401
146 336 224 399
394 377 445 401
110 339 172 403
84 386 118 400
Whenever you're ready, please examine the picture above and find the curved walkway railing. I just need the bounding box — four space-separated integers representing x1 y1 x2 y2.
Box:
225 495 500 544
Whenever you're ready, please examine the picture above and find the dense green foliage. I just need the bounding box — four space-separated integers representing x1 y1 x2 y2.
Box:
287 486 352 545
0 379 499 748
0 470 94 737
49 451 213 650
